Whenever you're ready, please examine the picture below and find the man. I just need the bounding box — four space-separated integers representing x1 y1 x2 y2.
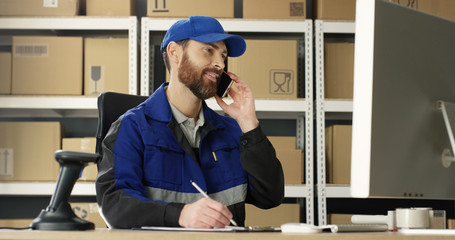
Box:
96 15 284 229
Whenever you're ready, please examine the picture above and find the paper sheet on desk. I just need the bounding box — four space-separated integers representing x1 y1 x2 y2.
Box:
139 226 278 232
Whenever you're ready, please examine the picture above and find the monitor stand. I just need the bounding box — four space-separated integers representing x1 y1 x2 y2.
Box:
437 101 455 168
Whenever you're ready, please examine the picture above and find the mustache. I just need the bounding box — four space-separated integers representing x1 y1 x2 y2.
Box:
202 68 223 81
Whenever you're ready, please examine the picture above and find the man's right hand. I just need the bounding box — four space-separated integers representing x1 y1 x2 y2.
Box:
178 198 233 228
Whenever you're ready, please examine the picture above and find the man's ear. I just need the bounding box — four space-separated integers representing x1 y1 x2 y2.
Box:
167 41 181 65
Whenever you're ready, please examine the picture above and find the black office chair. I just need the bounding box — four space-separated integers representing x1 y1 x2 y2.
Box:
30 92 149 230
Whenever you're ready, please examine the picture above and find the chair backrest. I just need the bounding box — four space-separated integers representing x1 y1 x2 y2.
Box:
95 92 148 155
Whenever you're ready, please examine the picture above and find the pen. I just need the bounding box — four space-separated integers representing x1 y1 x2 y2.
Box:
190 180 238 226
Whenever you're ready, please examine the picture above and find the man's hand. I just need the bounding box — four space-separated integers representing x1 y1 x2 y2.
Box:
215 72 259 133
178 198 233 229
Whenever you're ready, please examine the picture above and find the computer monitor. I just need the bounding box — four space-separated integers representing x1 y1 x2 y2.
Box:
350 0 455 199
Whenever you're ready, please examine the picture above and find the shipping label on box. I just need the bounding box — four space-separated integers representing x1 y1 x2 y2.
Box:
12 36 83 95
0 52 12 94
243 0 306 19
147 0 234 18
84 38 129 96
228 39 299 100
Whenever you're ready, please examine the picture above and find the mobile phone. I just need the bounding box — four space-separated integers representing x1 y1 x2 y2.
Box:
216 72 233 98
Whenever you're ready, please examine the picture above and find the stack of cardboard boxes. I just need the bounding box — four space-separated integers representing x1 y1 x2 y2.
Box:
0 0 134 97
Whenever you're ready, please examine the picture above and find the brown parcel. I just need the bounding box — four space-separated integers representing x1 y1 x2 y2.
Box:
326 125 352 185
147 0 234 18
243 0 306 19
0 122 61 181
70 202 106 228
314 0 356 20
62 138 97 181
12 36 83 95
268 136 297 150
86 0 136 16
0 52 11 94
84 38 129 96
228 39 298 100
324 42 354 99
0 0 79 16
245 203 300 227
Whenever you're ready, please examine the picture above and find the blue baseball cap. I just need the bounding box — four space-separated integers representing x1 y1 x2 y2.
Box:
160 16 246 57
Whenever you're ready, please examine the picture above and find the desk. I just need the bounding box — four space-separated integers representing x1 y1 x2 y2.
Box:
1 229 455 240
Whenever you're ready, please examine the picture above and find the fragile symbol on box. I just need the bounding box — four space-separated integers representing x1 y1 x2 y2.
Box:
270 70 294 95
0 148 13 177
152 0 170 12
90 65 104 94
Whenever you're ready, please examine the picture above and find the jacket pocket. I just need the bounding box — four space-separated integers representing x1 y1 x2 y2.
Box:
212 145 246 182
144 145 183 186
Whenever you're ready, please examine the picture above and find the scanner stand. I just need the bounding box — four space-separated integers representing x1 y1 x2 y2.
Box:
30 150 101 230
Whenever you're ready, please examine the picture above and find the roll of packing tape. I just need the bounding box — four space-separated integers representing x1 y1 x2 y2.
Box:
395 208 431 229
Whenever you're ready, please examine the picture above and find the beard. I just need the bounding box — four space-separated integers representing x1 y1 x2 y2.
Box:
178 51 221 100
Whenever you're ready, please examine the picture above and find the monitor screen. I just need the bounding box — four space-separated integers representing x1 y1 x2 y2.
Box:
350 0 455 199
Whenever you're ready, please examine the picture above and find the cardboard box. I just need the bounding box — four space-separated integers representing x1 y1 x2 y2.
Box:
0 219 34 228
268 136 297 150
147 0 234 18
243 0 306 19
0 0 79 16
389 0 455 21
245 203 300 227
277 149 304 184
315 0 356 20
0 52 11 94
324 42 354 99
62 138 97 181
84 37 129 96
328 214 353 224
0 122 61 181
326 125 352 185
12 36 83 95
70 202 106 228
86 0 135 16
228 39 299 99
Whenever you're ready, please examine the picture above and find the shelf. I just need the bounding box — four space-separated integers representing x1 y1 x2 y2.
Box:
318 20 355 34
142 18 312 33
206 98 309 119
0 182 309 198
324 99 353 112
0 16 139 95
0 182 96 196
0 16 137 30
0 96 310 118
0 96 98 118
324 185 351 198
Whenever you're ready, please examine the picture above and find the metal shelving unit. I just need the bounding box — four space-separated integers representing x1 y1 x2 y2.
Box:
141 18 314 224
0 17 138 200
315 20 355 226
0 16 138 118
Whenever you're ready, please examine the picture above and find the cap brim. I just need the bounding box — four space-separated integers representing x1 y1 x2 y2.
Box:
191 33 246 57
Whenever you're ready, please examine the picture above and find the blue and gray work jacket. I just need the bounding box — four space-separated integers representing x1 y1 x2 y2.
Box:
96 83 284 229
